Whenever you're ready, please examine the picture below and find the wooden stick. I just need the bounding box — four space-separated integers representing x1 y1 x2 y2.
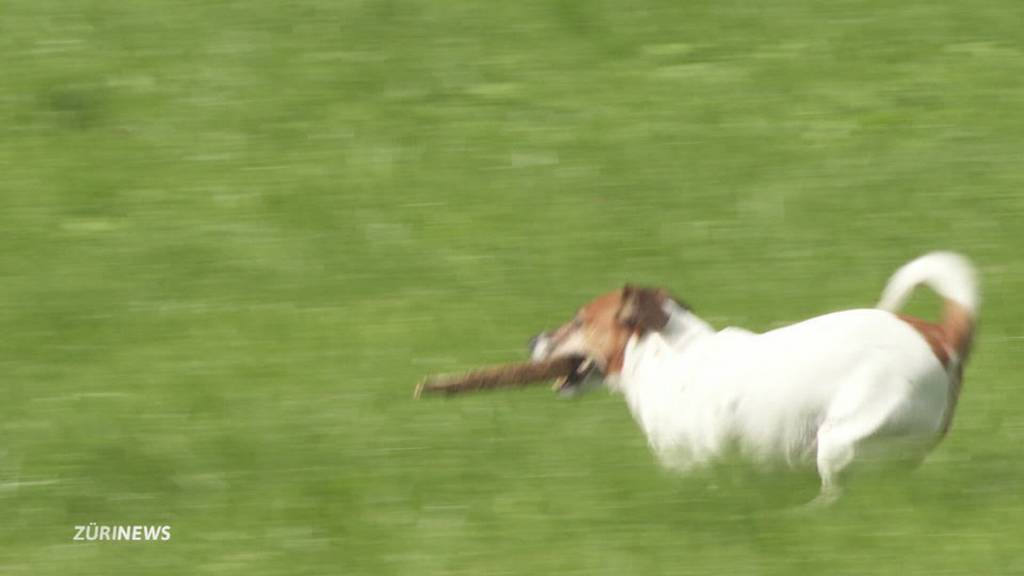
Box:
414 356 581 398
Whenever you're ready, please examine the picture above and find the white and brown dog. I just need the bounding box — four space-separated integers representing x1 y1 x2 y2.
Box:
529 252 978 502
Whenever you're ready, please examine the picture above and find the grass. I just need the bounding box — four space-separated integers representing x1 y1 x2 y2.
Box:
2 0 1024 574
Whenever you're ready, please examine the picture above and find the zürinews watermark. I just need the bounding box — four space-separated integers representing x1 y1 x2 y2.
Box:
73 524 172 542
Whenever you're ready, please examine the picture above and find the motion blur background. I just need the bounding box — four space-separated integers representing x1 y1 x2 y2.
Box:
2 0 1023 574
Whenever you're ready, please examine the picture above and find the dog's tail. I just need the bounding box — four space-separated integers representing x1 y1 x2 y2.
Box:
877 251 979 362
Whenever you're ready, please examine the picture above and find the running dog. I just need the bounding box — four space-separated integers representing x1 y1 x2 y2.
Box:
529 252 978 502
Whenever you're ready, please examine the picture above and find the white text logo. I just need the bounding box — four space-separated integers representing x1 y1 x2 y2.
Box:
73 524 172 542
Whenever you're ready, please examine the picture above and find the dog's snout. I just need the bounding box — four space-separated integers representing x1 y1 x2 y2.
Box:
528 333 551 361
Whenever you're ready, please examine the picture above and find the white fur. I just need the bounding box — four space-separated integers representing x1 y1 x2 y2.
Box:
612 253 978 501
877 251 979 314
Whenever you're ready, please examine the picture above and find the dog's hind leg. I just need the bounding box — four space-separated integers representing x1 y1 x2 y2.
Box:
811 372 916 505
781 431 853 513
812 423 857 506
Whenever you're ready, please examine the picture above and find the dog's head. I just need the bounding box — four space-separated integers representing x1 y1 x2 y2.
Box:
529 285 675 395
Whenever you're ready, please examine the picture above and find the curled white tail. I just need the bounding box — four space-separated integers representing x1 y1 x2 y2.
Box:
877 252 979 316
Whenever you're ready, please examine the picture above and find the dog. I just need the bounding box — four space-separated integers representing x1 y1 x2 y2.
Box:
529 252 978 503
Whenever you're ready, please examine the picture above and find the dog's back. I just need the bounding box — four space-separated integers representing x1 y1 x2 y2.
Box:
624 308 952 470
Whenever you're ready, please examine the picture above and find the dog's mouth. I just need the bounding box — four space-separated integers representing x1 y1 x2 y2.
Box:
551 356 599 394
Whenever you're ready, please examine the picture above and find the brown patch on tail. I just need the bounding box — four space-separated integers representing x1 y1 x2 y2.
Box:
897 299 975 435
896 300 974 369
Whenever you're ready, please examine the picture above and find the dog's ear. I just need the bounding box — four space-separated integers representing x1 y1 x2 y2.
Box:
617 285 670 333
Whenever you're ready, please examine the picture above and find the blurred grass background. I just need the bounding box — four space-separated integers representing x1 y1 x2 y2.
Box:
2 0 1024 574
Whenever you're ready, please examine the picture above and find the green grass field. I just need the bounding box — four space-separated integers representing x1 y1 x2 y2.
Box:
3 0 1024 574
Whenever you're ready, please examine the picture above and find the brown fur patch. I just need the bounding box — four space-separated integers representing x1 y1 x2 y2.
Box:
577 290 636 374
897 314 953 367
543 287 671 375
898 300 975 438
896 300 974 369
617 285 670 334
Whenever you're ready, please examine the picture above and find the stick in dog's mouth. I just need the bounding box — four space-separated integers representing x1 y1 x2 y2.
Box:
551 357 598 394
415 355 588 398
